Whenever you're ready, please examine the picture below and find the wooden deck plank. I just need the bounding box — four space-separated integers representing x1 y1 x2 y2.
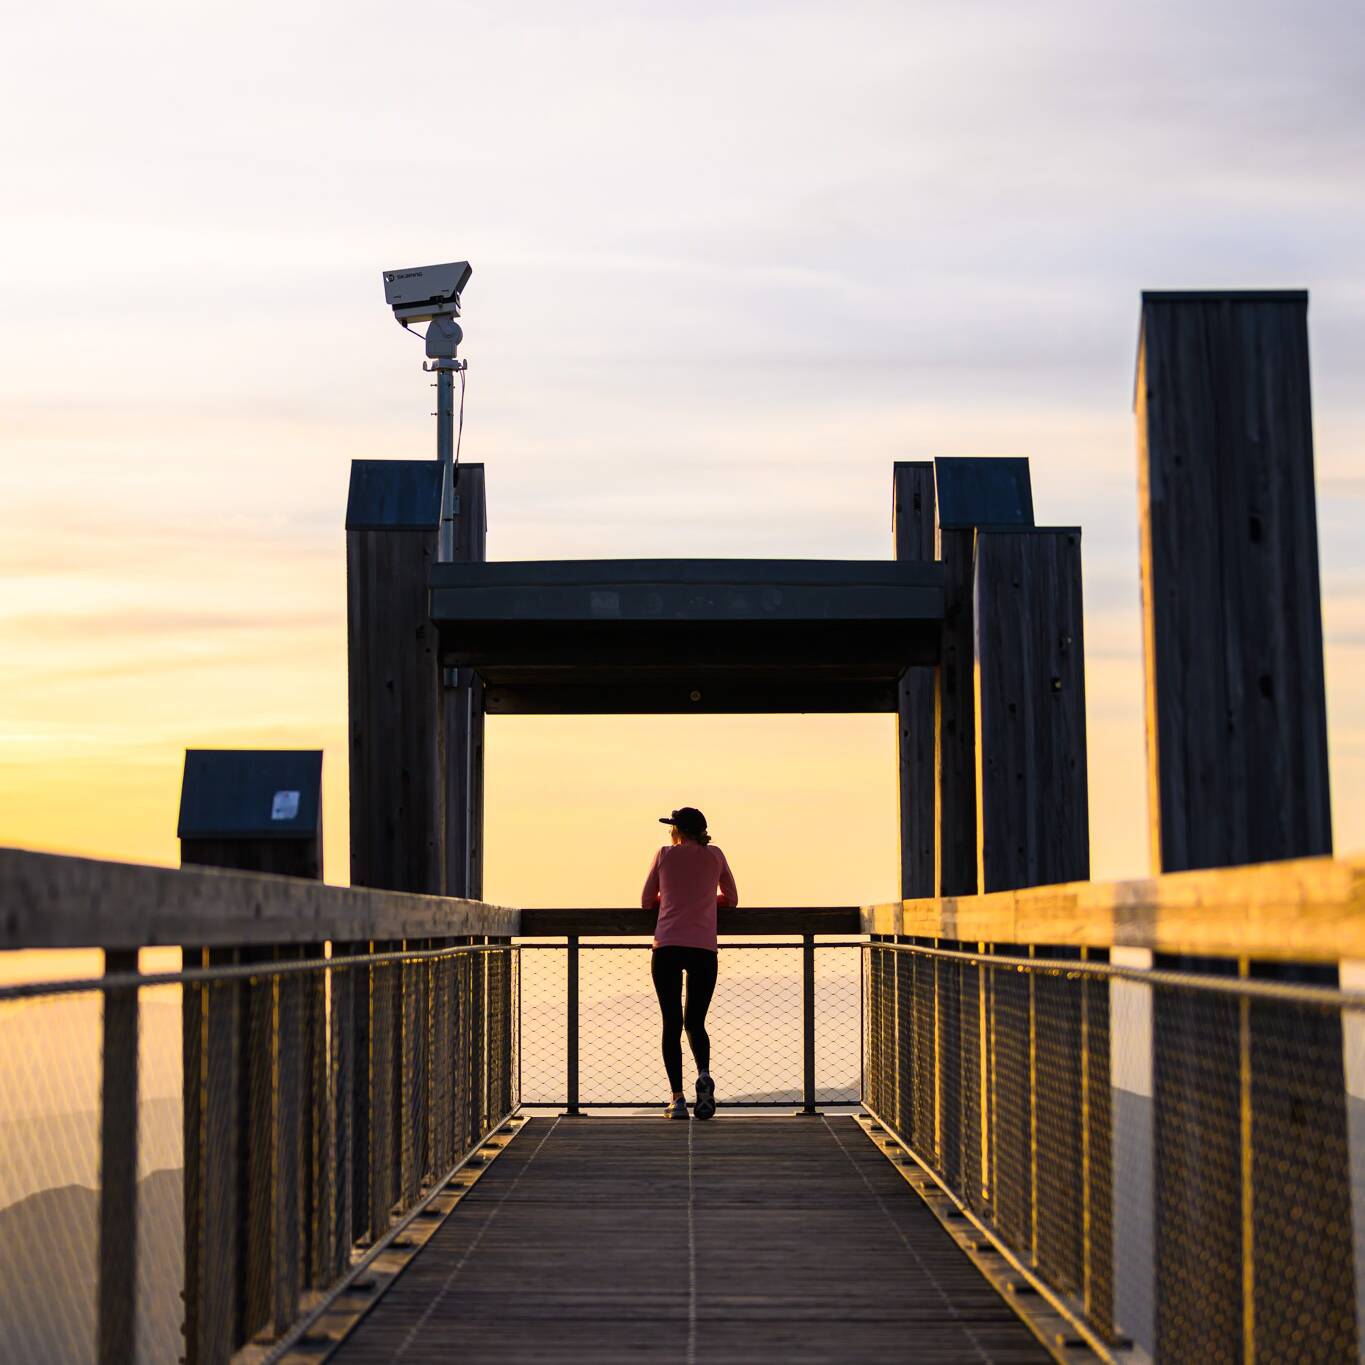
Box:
331 1116 1048 1363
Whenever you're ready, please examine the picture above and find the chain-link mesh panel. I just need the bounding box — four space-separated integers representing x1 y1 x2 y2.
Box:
0 939 518 1363
520 942 861 1108
863 941 1363 1362
579 944 801 1105
518 941 566 1105
137 977 185 1365
0 985 102 1364
813 943 860 1104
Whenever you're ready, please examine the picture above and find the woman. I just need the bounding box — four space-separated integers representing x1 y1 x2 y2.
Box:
641 806 739 1120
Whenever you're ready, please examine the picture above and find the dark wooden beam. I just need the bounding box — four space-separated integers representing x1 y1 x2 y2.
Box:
346 460 445 895
432 560 943 665
442 465 487 898
481 678 901 715
894 463 936 898
933 458 1035 896
432 554 945 600
97 951 138 1365
460 621 936 674
973 528 1090 892
0 847 520 950
516 906 861 937
1136 290 1331 872
430 555 942 716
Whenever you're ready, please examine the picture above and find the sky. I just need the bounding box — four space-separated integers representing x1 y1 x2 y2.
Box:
1 0 1363 907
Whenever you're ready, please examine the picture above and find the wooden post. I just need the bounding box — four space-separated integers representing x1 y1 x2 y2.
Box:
1137 291 1331 873
272 952 302 1335
443 465 488 899
98 950 138 1365
400 943 423 1208
330 946 356 1279
369 945 398 1242
972 528 1089 892
346 460 446 894
893 463 936 900
430 948 455 1172
200 962 242 1364
1137 291 1353 1362
182 958 202 1360
350 945 371 1247
910 947 936 1162
302 941 328 1289
242 950 274 1340
933 458 1034 897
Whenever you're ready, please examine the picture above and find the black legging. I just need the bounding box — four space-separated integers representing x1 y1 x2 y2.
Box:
650 946 718 1092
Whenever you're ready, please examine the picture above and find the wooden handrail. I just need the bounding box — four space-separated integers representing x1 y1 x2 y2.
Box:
516 906 861 937
0 847 519 951
10 844 1362 959
862 854 1365 962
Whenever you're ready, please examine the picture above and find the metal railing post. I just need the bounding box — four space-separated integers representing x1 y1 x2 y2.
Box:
859 943 866 1106
565 935 581 1115
798 934 819 1115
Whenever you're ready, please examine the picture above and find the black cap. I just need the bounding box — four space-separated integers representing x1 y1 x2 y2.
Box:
659 807 707 839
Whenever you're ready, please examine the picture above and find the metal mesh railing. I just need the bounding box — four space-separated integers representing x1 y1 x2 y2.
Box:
0 939 517 1364
0 986 104 1363
518 939 860 1110
863 939 1365 1362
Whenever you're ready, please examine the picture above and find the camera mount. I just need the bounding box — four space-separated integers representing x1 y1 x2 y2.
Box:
382 262 473 560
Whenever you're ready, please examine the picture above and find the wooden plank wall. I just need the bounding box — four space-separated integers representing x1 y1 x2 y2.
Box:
973 528 1090 892
933 458 1035 897
1137 290 1331 872
893 462 936 899
346 460 447 895
443 464 488 899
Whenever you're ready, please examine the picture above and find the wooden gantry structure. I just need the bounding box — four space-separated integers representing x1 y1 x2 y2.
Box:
345 289 1331 902
345 447 1090 903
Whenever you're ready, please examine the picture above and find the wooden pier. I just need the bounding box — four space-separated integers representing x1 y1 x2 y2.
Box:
328 1116 1048 1364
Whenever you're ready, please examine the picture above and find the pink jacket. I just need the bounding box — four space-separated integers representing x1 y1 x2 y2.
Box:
641 842 739 952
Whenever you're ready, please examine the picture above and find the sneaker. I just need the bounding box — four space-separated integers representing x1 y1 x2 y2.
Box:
695 1074 716 1121
663 1096 690 1120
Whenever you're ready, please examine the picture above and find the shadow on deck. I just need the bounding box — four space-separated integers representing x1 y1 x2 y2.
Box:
329 1116 1048 1363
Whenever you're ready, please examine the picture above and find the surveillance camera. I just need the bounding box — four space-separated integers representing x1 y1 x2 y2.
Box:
382 261 472 324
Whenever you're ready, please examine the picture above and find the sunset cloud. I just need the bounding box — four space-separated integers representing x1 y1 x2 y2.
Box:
2 0 1362 893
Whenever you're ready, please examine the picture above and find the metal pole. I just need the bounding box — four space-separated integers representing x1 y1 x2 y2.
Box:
435 362 457 561
859 942 866 1108
799 934 819 1115
564 936 581 1116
